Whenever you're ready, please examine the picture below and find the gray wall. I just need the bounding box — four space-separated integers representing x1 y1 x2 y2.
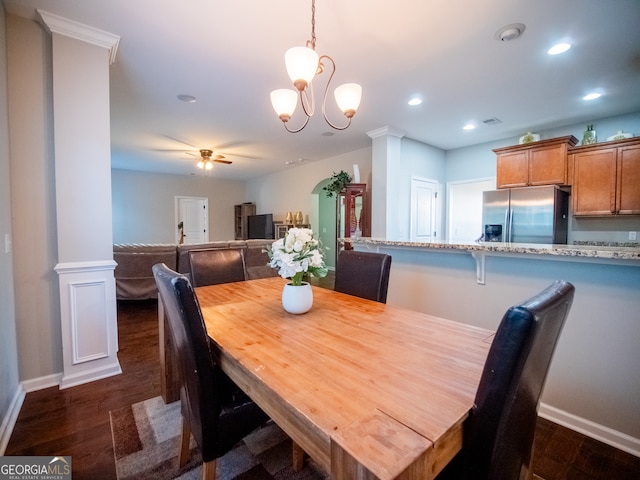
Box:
111 169 247 244
0 5 20 451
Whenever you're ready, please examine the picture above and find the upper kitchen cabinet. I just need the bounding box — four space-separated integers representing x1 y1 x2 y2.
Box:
493 136 578 189
570 137 640 216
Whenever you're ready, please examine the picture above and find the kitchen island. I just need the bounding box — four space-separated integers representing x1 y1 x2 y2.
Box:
345 237 640 458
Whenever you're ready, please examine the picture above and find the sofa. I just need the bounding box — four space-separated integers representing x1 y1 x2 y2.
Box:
113 239 277 300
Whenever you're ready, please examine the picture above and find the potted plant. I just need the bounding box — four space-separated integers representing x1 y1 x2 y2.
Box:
323 170 352 198
265 228 328 314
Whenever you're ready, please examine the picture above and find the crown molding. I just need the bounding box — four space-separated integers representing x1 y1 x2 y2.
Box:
367 126 406 139
36 9 120 65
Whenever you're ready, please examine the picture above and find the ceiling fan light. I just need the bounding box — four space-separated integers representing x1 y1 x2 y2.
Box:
334 83 362 118
285 46 319 90
271 89 298 121
205 161 213 170
197 160 205 169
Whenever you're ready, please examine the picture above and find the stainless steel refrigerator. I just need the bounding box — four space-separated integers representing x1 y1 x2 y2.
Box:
481 185 569 244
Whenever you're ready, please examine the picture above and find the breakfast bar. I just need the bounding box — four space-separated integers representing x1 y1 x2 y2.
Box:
347 238 640 456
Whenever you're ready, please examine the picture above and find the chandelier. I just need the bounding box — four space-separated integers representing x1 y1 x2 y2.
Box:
270 0 362 133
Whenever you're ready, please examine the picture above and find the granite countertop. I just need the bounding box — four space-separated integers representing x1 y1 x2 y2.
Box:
344 238 640 261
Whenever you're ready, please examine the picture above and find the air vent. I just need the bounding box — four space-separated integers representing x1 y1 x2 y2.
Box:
482 117 503 126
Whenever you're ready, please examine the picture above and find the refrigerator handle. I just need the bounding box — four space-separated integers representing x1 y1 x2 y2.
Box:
507 208 513 242
503 208 509 242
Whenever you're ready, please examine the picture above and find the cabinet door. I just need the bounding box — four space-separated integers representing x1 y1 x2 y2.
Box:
529 144 567 186
572 148 617 216
496 151 528 188
617 144 640 215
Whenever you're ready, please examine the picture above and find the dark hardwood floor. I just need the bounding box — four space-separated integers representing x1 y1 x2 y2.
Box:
6 293 640 480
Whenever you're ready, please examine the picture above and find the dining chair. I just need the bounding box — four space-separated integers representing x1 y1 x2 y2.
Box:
436 280 575 480
333 250 392 303
188 247 246 287
152 263 269 480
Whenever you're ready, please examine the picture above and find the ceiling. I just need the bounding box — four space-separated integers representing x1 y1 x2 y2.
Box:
4 0 640 181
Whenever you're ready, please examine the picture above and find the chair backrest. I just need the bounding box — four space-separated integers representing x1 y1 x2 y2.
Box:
462 280 575 480
188 247 246 287
152 263 222 459
334 250 392 303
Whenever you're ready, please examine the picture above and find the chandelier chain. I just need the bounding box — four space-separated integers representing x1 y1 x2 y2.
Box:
310 0 316 49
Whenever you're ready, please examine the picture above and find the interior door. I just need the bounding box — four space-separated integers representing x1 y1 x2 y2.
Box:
410 177 438 242
176 196 208 244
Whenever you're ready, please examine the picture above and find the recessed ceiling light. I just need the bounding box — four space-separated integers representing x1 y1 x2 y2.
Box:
463 124 476 130
177 94 196 103
548 43 571 55
494 23 526 42
408 97 422 106
583 92 602 101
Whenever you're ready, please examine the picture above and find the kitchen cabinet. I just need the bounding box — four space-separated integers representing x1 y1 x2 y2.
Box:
570 137 640 216
234 203 256 239
493 136 578 189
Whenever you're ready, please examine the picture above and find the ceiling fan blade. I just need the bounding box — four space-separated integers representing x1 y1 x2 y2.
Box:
214 159 233 165
218 151 261 160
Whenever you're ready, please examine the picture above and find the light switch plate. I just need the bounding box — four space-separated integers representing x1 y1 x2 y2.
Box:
4 233 11 254
629 231 637 241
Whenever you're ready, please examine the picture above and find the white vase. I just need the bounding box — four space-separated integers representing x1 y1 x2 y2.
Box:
282 282 313 314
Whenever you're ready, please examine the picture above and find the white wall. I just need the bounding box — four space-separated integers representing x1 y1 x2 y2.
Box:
112 169 247 243
6 13 62 382
0 5 21 452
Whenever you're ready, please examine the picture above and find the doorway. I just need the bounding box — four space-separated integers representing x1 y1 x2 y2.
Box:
447 178 494 242
175 196 209 244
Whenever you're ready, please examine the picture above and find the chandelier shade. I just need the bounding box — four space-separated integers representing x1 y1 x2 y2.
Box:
334 83 362 117
270 89 298 121
285 46 319 90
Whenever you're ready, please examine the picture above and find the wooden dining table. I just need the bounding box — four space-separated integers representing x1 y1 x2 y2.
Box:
177 277 494 479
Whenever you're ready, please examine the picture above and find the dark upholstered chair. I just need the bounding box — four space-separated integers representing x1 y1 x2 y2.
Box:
188 247 246 287
333 250 392 303
437 280 575 480
152 263 269 480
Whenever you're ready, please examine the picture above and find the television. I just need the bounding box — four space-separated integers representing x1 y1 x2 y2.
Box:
247 213 274 239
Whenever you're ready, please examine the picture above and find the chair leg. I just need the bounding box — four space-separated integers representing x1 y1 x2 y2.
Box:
292 441 305 472
202 459 217 480
179 416 191 468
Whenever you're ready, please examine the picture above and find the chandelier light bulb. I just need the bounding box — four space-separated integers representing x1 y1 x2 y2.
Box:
285 46 319 91
334 83 362 118
270 89 298 121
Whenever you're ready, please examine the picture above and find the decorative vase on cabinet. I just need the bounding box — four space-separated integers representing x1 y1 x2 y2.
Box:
582 125 597 145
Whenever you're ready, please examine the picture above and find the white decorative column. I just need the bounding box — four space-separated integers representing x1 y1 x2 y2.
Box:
367 126 405 239
38 11 122 388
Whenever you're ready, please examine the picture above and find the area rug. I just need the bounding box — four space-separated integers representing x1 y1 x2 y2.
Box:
109 396 329 480
111 397 546 480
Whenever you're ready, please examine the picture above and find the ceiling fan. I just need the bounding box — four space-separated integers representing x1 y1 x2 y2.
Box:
193 149 232 170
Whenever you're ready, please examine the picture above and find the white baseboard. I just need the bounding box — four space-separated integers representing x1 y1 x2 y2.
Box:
21 372 63 393
539 402 640 458
0 383 26 455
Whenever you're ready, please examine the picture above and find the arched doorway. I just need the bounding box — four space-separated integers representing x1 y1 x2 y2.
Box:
310 178 338 269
